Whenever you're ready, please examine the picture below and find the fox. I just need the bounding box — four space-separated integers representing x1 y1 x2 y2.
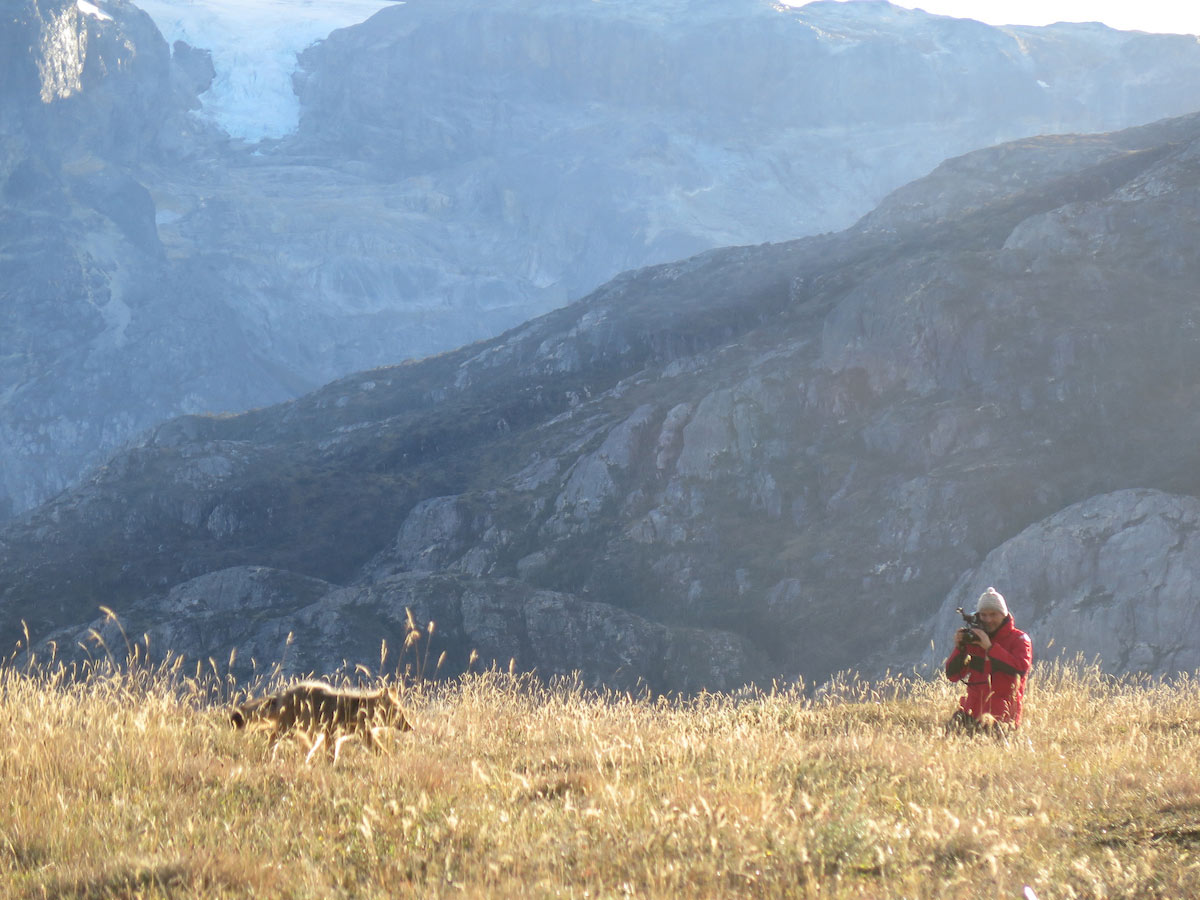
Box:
231 680 412 759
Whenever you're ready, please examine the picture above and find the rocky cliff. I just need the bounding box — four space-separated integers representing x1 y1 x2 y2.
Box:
6 111 1200 688
0 0 300 517
7 0 1200 520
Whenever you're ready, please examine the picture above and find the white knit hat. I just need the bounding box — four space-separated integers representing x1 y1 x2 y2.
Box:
976 587 1009 616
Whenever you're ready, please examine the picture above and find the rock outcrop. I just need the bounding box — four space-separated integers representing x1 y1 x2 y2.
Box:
920 490 1200 676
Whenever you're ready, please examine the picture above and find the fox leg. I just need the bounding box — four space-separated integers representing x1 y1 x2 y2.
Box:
303 731 327 765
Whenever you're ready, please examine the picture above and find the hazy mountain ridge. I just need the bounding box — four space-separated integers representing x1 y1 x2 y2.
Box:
7 0 1200 520
7 111 1200 687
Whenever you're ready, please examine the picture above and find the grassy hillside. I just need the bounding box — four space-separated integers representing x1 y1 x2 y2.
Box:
2 647 1199 899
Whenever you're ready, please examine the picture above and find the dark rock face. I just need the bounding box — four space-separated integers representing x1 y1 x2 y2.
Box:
8 0 1200 523
4 0 172 160
7 112 1200 687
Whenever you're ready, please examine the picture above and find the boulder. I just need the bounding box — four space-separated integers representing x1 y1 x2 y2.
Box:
922 490 1200 677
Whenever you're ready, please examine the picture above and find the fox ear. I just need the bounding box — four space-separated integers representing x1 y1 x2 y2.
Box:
231 710 246 729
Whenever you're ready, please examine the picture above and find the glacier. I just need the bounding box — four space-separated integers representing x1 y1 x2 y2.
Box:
134 0 396 142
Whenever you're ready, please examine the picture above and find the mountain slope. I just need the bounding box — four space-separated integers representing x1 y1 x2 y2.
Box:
6 112 1200 687
8 0 1200 520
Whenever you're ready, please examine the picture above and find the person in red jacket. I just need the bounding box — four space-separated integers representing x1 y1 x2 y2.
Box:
945 587 1032 733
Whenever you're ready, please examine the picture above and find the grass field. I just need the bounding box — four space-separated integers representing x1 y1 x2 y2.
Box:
2 640 1199 899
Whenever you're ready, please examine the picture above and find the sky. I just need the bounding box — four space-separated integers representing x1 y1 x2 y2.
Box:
802 1 1200 35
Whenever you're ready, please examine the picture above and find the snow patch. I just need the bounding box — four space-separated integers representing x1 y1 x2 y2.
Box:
76 0 112 21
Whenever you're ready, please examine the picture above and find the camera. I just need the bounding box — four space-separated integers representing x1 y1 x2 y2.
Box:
955 606 984 644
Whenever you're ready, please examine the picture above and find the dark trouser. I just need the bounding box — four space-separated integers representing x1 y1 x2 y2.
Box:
945 708 1009 738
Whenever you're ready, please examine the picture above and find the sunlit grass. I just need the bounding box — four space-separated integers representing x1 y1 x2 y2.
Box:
2 648 1199 899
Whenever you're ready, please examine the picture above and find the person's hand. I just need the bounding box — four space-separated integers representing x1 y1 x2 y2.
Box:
971 628 991 651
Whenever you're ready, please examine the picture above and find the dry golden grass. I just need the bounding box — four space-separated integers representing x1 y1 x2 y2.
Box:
2 653 1200 899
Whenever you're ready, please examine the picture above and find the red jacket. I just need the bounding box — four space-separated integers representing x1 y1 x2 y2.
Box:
945 615 1032 726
